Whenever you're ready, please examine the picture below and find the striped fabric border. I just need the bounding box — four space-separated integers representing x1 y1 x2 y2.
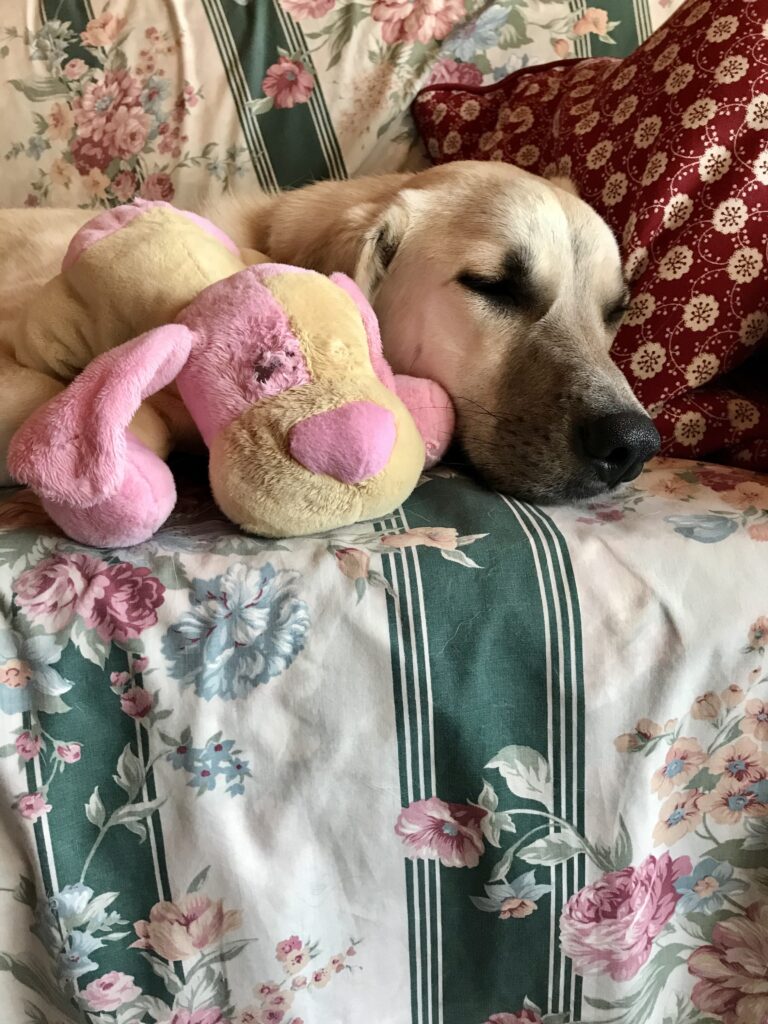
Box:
383 506 444 1023
383 489 586 1023
501 498 586 1016
205 0 346 190
270 0 346 181
569 0 651 58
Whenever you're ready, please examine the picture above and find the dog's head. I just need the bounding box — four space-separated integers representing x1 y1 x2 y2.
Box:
354 161 659 502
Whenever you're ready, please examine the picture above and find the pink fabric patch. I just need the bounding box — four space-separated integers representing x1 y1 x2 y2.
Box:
62 199 238 271
8 323 193 506
289 401 396 484
177 265 312 445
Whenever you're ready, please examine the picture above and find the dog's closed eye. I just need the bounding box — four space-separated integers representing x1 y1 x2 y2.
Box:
457 250 536 313
604 289 631 328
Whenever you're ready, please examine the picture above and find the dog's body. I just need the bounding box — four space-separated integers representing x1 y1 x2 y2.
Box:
0 160 659 501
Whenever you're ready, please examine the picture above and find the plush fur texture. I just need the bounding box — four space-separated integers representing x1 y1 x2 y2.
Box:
41 436 177 549
288 401 397 483
8 323 192 507
61 199 240 272
8 204 455 543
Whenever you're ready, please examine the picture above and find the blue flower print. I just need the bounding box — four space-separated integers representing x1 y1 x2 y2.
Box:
166 731 252 796
674 857 746 914
0 628 74 716
50 884 93 923
665 514 739 544
443 5 511 62
162 561 310 700
470 869 552 917
57 929 102 979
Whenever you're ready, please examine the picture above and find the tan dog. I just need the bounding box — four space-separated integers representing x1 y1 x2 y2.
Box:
0 160 659 501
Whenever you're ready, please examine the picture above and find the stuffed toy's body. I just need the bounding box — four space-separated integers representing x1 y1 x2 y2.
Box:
7 202 454 545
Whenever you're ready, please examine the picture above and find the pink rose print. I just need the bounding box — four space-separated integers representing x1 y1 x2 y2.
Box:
84 561 166 642
262 57 315 109
276 936 302 961
560 854 692 981
63 58 87 79
133 656 150 673
15 552 102 632
80 12 127 48
15 732 42 761
395 796 486 868
140 172 175 201
71 69 146 172
14 554 164 642
572 6 609 36
110 671 131 690
281 0 336 16
688 902 768 1024
55 742 82 764
16 792 51 822
120 687 154 719
427 58 483 88
372 0 466 44
131 894 241 961
552 38 571 58
83 971 141 1011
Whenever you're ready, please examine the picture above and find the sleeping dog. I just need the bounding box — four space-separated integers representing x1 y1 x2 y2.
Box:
0 159 659 500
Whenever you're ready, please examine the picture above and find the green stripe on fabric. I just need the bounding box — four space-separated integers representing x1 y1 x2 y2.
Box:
33 647 168 1002
382 508 444 1023
503 497 568 1014
587 0 644 58
527 509 586 1016
23 712 55 898
202 0 279 194
271 0 346 181
513 499 585 1019
569 2 591 60
381 515 423 1022
40 0 95 67
384 475 568 1023
214 0 335 189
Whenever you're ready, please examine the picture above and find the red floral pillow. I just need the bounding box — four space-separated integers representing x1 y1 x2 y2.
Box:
413 0 768 469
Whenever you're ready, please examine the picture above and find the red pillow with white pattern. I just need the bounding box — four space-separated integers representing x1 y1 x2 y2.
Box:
413 0 768 469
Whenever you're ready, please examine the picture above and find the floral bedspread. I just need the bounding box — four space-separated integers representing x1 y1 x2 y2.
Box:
0 457 767 1024
0 0 672 208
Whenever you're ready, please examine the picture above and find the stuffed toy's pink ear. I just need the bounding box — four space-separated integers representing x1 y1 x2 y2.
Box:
8 324 193 507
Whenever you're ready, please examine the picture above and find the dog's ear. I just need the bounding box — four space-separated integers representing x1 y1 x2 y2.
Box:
353 196 412 298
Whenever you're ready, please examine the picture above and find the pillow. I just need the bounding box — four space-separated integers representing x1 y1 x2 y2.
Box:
413 0 768 469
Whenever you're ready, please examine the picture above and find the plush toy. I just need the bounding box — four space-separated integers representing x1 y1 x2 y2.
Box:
7 201 454 546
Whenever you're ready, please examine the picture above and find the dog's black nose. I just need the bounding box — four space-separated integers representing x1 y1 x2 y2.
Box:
581 411 661 485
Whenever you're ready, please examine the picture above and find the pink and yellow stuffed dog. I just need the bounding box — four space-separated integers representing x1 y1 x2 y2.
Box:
8 201 454 546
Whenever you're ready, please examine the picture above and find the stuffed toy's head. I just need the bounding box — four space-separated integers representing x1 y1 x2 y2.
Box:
9 203 454 545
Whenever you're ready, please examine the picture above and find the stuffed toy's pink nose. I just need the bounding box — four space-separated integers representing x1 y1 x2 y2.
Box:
289 401 396 484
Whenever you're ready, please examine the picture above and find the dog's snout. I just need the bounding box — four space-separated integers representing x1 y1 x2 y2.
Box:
581 411 661 486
